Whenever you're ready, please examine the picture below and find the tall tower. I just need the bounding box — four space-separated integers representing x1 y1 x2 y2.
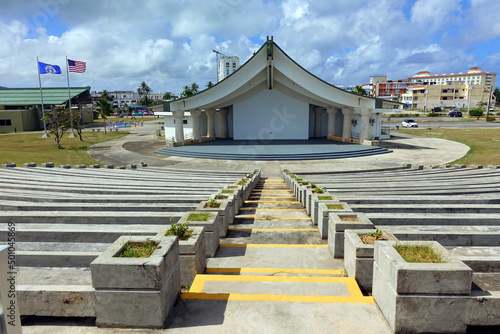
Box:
218 55 240 82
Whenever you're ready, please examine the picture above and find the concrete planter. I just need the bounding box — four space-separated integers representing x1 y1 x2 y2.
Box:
223 185 242 213
317 202 352 239
176 211 221 257
310 193 339 226
209 194 235 230
90 236 180 328
344 229 397 292
305 188 313 215
156 226 206 287
373 241 474 333
196 200 231 238
327 212 373 258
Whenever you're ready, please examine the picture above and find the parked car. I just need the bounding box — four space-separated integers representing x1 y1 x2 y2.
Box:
448 110 463 117
112 112 120 116
431 107 442 112
401 119 418 128
131 112 139 116
142 112 150 116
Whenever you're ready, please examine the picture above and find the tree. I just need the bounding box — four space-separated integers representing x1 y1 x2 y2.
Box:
137 81 152 106
101 89 111 101
494 87 500 105
206 81 214 89
41 107 72 149
190 82 199 93
163 92 171 100
353 85 367 96
181 87 193 98
70 110 84 142
96 98 111 134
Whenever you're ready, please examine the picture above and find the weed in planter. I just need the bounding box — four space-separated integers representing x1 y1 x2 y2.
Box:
327 203 344 210
237 179 248 186
393 243 444 263
358 229 387 245
187 212 210 221
118 238 159 258
221 189 234 194
165 222 193 241
205 198 221 208
299 181 309 185
317 195 333 200
215 194 228 200
313 186 324 194
310 183 317 189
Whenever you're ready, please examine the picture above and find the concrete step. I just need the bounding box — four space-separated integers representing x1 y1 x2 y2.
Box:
0 211 182 224
202 267 346 277
350 204 500 214
0 200 196 212
447 246 500 272
230 218 313 229
221 229 325 245
367 213 500 226
0 223 160 242
379 225 500 247
339 196 500 204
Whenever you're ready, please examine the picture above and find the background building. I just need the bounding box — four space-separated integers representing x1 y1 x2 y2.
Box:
0 87 92 133
218 55 240 82
91 91 138 109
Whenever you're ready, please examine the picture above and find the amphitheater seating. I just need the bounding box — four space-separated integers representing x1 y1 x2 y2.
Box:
0 166 248 317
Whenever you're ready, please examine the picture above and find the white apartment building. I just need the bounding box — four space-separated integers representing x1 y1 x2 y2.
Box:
218 56 240 82
91 91 139 108
408 67 496 88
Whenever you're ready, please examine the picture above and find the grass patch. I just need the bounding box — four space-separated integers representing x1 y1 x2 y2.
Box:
117 238 158 258
327 203 344 210
0 131 129 166
187 213 210 221
215 194 228 200
394 244 444 263
165 222 193 241
312 187 324 194
397 128 500 166
237 179 248 186
318 195 333 200
340 216 359 222
221 189 234 194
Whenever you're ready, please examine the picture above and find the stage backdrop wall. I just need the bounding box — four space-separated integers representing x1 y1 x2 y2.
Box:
232 89 309 140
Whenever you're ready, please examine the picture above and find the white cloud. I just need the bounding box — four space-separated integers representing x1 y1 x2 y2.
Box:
0 0 498 94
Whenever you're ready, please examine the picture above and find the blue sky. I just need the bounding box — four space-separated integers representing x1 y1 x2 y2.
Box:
0 0 499 95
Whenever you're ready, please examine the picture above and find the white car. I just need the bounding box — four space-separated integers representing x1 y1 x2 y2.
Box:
401 119 418 128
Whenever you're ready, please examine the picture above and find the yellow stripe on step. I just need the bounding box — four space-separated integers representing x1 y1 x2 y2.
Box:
228 228 318 231
181 292 374 304
219 244 328 248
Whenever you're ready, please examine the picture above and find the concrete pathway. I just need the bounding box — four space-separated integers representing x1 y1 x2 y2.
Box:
165 178 391 333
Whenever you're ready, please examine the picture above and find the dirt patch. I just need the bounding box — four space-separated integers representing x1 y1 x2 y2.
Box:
340 217 359 222
359 234 387 245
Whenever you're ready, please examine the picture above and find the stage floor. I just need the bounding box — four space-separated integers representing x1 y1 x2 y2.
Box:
155 138 391 161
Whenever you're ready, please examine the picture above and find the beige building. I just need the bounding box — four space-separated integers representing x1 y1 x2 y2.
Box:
408 67 496 88
400 83 496 110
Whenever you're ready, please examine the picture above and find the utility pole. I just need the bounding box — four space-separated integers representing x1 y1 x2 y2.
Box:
486 85 493 119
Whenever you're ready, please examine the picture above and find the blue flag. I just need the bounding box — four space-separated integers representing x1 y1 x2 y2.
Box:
38 61 62 74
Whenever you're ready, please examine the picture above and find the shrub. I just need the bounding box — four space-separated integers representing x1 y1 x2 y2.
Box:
427 112 444 117
486 116 495 122
469 108 484 117
205 198 220 208
165 222 193 240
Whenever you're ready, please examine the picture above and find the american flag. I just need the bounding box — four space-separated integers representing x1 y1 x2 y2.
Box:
68 59 86 73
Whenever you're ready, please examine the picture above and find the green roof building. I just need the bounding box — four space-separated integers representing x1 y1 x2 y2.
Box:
0 86 92 133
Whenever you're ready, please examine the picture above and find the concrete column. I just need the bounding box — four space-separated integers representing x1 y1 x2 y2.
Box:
172 110 184 144
359 108 372 143
326 107 338 138
189 109 202 142
219 108 229 139
342 108 354 141
205 109 216 138
313 107 324 138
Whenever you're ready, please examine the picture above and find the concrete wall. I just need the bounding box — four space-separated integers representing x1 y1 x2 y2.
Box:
233 89 309 140
0 109 39 133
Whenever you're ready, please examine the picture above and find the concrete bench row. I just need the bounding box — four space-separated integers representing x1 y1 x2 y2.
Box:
282 169 500 333
4 169 262 329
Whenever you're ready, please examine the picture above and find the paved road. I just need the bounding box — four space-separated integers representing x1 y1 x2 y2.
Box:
385 117 500 129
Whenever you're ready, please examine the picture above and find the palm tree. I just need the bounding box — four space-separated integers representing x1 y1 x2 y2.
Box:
96 98 111 134
163 92 171 100
137 81 152 106
353 85 367 96
191 83 199 94
206 81 214 89
101 90 111 101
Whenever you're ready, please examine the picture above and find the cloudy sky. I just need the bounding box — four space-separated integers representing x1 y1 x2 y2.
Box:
1 0 499 95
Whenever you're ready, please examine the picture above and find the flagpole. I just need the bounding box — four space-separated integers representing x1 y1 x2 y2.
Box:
66 56 76 138
37 56 49 138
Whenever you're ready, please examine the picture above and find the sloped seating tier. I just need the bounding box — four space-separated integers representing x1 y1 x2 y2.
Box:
292 166 500 274
0 166 251 317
